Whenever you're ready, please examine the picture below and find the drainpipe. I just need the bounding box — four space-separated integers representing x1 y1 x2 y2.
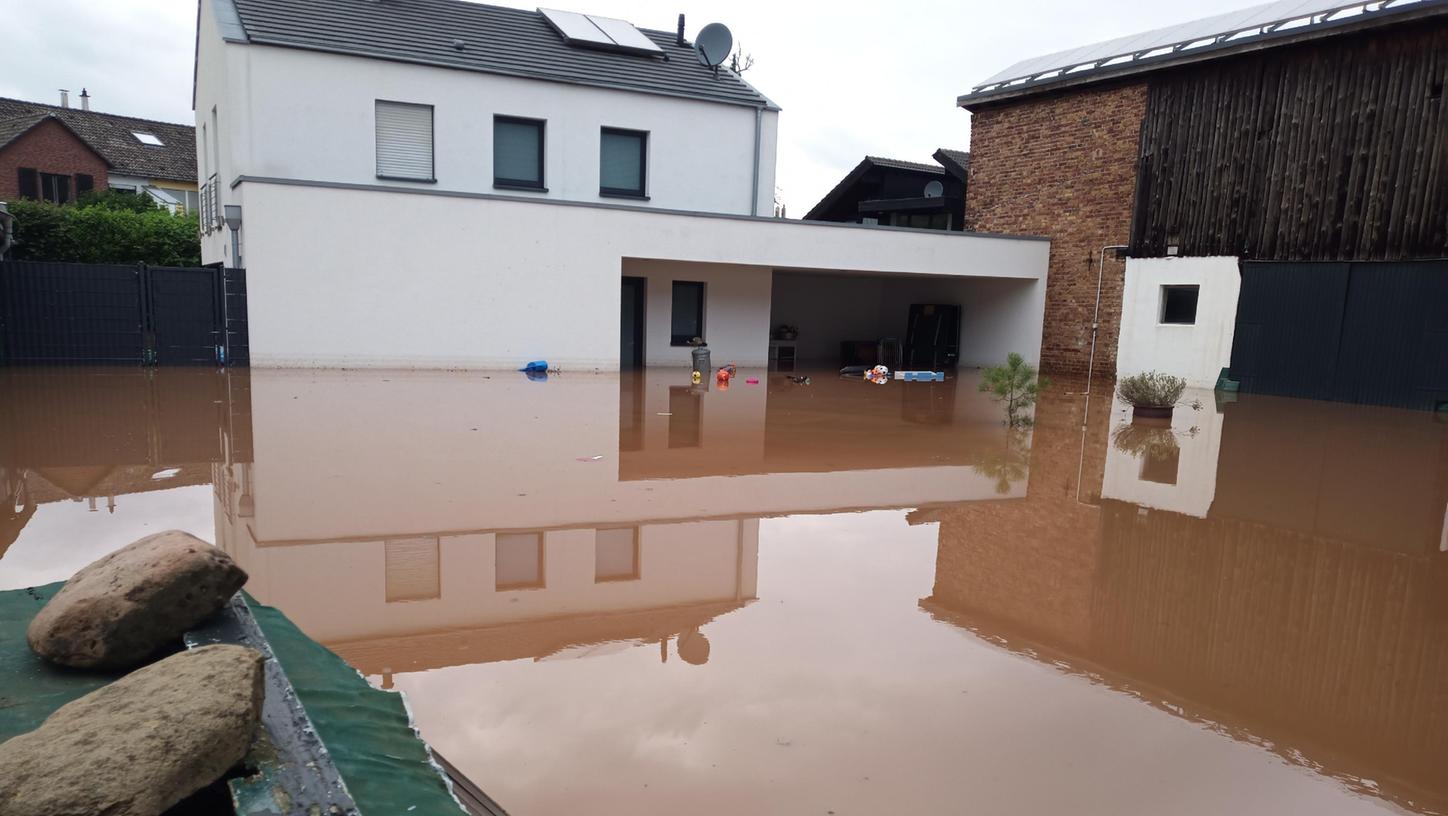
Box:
750 106 762 216
1084 244 1129 397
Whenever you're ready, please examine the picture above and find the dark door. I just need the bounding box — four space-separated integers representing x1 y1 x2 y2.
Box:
621 276 645 369
148 266 222 365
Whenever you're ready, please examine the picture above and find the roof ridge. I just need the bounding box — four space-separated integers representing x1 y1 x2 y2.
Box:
0 97 193 130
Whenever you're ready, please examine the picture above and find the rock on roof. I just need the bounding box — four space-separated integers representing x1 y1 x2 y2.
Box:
225 0 777 110
0 98 196 183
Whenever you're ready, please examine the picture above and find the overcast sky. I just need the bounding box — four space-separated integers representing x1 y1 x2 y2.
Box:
3 0 1252 214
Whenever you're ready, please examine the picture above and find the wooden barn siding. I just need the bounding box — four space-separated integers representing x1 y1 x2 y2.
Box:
1092 501 1448 803
1131 22 1448 261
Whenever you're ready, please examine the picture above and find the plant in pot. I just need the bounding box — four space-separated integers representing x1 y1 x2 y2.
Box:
1117 371 1186 422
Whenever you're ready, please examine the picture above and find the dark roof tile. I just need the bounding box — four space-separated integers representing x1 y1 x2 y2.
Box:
227 0 777 110
0 98 195 183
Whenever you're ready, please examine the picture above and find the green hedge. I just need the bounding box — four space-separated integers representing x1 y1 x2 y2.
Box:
7 191 201 267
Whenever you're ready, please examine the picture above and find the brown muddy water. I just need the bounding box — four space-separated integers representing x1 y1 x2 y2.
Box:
2 366 1446 815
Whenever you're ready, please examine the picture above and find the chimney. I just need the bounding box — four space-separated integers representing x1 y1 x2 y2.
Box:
676 14 685 46
80 88 90 111
59 88 70 108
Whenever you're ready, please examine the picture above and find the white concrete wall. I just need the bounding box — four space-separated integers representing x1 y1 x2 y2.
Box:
240 181 1048 370
1117 257 1241 388
196 0 249 265
627 260 773 367
1101 388 1224 518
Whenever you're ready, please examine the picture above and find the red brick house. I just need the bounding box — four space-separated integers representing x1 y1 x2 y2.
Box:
0 94 197 211
959 0 1447 410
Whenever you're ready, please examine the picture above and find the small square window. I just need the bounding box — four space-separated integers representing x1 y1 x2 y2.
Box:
494 116 545 190
132 131 164 146
384 537 441 602
670 281 705 346
1160 285 1199 325
595 528 640 582
495 532 544 590
600 127 647 198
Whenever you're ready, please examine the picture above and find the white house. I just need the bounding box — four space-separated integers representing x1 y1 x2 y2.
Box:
195 0 1050 370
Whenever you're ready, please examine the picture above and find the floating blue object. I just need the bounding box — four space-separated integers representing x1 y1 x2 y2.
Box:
519 360 548 372
524 369 549 382
896 371 945 382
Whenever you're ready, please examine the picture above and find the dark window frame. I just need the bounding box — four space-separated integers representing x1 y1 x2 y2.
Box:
669 280 705 346
1159 284 1200 325
599 127 648 199
39 172 71 204
493 115 547 192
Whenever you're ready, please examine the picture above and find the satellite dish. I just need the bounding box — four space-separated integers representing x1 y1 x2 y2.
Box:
924 180 944 198
695 23 733 68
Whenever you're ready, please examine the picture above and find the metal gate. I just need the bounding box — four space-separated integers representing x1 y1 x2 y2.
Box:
1230 260 1448 410
0 261 247 366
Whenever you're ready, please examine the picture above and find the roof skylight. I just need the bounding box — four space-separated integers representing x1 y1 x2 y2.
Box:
132 131 164 146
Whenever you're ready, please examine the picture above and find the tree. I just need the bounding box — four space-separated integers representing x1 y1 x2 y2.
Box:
978 352 1048 427
6 194 201 266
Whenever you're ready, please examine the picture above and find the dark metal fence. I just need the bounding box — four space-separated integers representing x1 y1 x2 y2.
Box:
1230 260 1448 410
0 261 247 366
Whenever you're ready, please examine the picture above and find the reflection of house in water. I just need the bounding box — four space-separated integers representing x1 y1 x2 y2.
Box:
924 387 1448 814
0 368 251 558
215 368 1026 680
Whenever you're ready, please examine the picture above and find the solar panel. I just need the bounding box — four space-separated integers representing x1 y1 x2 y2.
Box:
587 15 664 54
539 7 663 56
539 8 610 46
970 0 1423 93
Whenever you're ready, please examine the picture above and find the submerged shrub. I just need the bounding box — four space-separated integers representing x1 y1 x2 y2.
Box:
1116 371 1186 408
979 352 1048 427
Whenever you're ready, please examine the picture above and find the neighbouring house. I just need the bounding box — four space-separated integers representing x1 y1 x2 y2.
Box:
804 149 969 230
194 0 1049 371
0 93 199 212
961 0 1448 408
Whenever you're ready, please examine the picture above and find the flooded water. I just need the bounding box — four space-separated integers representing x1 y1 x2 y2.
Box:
2 366 1446 815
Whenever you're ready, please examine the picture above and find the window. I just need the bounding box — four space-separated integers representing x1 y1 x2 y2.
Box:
891 212 950 230
600 127 647 197
375 100 434 181
670 281 705 346
1160 285 1200 325
595 528 640 582
1140 446 1180 485
132 131 164 146
39 172 70 204
495 532 544 590
493 116 545 190
384 537 441 602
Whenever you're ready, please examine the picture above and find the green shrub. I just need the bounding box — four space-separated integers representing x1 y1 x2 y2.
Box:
1116 371 1186 408
979 352 1048 427
7 196 200 266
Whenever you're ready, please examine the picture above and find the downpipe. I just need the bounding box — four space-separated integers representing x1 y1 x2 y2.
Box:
750 106 762 217
1083 244 1129 397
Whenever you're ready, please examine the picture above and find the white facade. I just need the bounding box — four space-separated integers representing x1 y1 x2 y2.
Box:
1100 389 1225 518
1115 256 1241 388
195 0 1050 371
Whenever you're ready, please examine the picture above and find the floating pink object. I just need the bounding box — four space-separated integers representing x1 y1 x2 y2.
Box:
745 377 759 384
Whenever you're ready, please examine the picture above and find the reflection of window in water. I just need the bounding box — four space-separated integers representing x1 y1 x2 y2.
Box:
1140 447 1181 485
384 537 441 602
668 387 702 448
496 532 545 590
595 527 640 582
619 376 644 452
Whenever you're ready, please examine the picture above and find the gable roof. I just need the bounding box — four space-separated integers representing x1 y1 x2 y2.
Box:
222 0 778 111
960 0 1448 108
933 149 970 181
805 152 963 221
0 98 196 183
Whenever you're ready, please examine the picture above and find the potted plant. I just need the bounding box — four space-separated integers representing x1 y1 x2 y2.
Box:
1117 371 1186 422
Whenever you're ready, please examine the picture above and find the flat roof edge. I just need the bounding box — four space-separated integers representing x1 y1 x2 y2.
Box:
230 175 1052 242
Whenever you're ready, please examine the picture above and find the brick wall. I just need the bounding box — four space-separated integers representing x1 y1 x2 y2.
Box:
965 83 1147 376
0 119 109 201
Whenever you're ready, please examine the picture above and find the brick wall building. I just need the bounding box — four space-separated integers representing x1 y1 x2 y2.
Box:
964 83 1146 377
0 116 109 203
